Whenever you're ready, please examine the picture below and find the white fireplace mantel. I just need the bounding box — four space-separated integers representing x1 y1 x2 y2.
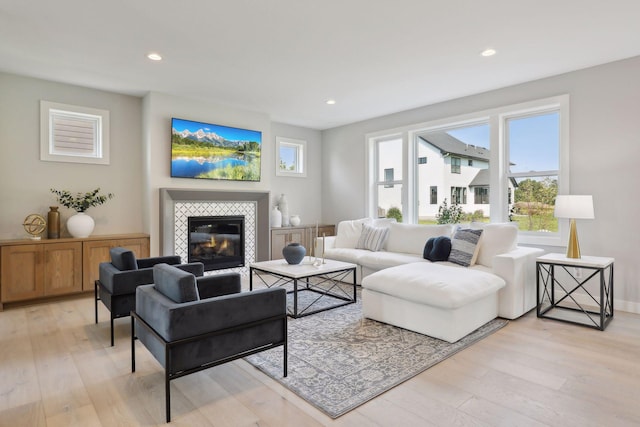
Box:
159 188 271 266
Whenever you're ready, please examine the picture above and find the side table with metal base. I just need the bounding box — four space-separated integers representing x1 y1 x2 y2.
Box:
536 253 614 330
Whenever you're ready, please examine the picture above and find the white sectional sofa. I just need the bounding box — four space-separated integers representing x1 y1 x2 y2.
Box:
316 218 543 342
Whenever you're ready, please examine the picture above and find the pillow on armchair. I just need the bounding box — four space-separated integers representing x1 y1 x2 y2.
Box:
334 218 372 248
110 247 138 271
153 263 200 303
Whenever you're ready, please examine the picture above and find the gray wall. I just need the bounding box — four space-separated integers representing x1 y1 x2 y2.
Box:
321 56 640 312
0 72 143 238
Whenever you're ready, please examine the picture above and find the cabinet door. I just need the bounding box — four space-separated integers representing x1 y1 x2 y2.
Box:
82 237 150 291
1 245 44 302
271 228 305 260
44 242 82 296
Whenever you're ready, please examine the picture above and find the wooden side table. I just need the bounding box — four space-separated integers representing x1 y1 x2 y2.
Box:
536 253 614 330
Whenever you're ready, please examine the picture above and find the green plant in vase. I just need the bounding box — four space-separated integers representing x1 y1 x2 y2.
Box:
50 188 114 238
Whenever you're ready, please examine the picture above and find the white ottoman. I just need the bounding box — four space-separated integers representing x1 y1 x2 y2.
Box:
361 262 506 343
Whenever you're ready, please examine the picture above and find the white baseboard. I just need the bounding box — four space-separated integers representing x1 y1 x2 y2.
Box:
553 291 640 315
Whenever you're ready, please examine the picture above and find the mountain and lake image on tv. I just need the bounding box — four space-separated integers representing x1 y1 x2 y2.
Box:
171 117 262 181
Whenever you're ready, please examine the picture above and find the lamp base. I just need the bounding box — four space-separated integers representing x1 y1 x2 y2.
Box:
566 218 581 258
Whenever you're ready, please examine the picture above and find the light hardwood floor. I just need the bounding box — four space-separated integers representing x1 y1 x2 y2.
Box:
1 292 639 427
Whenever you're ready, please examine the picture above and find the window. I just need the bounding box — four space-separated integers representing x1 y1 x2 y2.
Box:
451 187 467 204
418 157 427 164
475 187 489 204
40 100 110 165
367 95 568 244
451 157 461 173
276 137 307 177
430 186 437 204
373 137 403 221
507 112 560 233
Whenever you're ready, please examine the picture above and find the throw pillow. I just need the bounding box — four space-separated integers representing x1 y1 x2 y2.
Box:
356 224 390 251
153 263 200 303
448 228 483 267
110 247 138 271
334 218 372 248
423 236 452 261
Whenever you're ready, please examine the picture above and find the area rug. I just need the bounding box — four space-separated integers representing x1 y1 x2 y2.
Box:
245 290 507 418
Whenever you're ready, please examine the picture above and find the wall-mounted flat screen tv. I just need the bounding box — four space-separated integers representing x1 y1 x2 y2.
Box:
171 117 261 181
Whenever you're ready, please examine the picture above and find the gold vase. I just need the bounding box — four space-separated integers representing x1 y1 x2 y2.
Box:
47 206 60 239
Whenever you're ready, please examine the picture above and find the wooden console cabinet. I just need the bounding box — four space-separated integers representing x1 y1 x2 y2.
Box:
0 233 149 309
270 224 334 260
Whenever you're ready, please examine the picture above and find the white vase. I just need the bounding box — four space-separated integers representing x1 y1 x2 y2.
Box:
67 212 95 238
290 214 301 226
271 206 282 227
279 193 290 226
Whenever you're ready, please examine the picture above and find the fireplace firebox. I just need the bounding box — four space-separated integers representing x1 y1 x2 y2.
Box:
188 216 244 271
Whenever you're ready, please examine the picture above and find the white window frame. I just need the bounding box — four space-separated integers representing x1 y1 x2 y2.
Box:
40 100 110 165
276 136 307 177
366 95 569 246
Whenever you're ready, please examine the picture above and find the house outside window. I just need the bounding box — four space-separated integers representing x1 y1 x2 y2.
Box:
451 157 461 174
474 187 489 204
430 186 437 204
384 168 394 188
451 187 466 204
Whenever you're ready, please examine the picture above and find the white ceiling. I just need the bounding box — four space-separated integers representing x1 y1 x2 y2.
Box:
1 1 639 130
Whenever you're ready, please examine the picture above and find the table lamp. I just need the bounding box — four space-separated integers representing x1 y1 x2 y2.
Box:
554 195 594 259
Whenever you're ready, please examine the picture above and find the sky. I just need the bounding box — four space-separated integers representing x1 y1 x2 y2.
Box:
171 118 262 143
447 112 559 173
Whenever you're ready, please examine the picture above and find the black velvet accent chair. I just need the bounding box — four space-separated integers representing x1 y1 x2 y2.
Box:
96 247 203 346
131 263 287 423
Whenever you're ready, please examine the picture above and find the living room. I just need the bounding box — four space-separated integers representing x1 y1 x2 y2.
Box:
1 1 640 425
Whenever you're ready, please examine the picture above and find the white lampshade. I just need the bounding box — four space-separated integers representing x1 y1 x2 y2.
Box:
554 195 595 219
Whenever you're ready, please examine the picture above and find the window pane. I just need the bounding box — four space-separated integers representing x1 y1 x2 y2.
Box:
279 145 298 172
416 123 489 222
508 112 559 173
377 139 402 182
377 183 403 222
512 176 558 232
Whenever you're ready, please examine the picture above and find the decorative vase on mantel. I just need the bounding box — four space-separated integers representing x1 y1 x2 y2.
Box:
271 206 282 227
67 212 95 238
282 243 306 264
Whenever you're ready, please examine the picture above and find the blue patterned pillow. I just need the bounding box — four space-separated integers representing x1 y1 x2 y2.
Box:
356 224 390 251
448 228 483 267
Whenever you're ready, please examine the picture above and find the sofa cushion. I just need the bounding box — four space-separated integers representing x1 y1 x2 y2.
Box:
356 224 390 251
448 228 483 267
334 218 372 249
361 262 505 309
423 236 452 262
359 251 425 271
110 247 138 271
371 218 397 228
323 247 372 265
470 222 518 268
153 263 200 303
385 223 453 255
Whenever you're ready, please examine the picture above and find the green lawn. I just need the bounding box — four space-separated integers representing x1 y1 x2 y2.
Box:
419 213 557 232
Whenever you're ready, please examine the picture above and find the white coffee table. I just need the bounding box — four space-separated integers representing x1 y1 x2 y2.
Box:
249 258 357 318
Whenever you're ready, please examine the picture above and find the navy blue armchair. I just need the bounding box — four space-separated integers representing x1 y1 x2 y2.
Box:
131 263 287 422
96 247 203 346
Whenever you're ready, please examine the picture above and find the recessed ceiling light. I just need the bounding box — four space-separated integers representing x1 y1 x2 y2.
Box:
147 52 163 61
326 99 336 105
481 48 496 57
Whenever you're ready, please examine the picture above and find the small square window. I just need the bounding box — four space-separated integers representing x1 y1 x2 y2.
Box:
418 157 427 164
276 136 307 177
40 100 110 165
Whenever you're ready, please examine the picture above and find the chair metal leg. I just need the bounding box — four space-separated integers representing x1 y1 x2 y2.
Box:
110 317 114 347
94 280 99 324
165 344 171 422
131 315 136 373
